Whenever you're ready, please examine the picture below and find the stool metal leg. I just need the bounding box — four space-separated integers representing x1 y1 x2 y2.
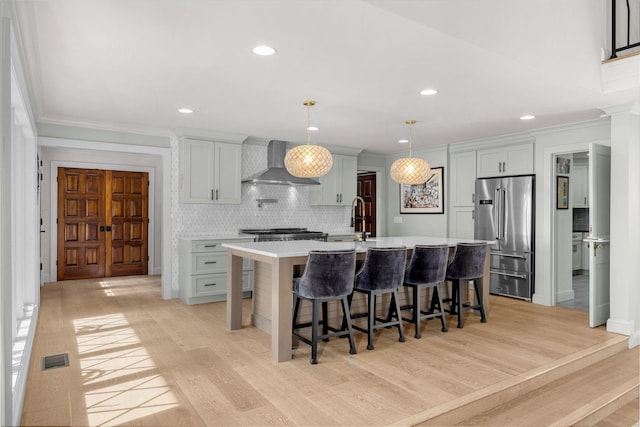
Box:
412 285 421 338
367 292 375 350
392 289 405 343
456 280 464 328
341 296 357 355
310 299 319 364
473 280 487 323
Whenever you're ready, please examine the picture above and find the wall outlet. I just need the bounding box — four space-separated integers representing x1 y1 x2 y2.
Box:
393 216 403 224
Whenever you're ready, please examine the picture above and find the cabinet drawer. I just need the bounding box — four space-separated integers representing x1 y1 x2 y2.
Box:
191 240 225 252
193 273 227 297
193 271 252 297
193 253 227 273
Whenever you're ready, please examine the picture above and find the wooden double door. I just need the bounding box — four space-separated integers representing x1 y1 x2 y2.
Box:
57 167 149 280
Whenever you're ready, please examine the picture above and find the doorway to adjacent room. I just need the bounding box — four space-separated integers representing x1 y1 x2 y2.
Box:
57 167 149 280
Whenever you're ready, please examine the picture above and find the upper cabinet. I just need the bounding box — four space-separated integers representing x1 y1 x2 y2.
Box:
476 143 534 177
572 163 589 208
179 138 242 204
309 154 357 206
450 151 477 207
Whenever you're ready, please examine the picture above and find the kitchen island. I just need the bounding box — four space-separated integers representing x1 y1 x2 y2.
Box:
223 237 492 363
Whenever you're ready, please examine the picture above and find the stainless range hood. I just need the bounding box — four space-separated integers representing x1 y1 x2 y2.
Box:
241 140 320 186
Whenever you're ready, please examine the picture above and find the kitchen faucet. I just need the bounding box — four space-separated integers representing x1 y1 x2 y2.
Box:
351 196 366 240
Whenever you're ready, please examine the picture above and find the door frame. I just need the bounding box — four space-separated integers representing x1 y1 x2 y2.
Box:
536 140 609 308
50 162 155 282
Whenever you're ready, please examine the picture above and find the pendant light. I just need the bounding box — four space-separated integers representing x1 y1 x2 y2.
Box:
390 119 431 185
284 100 333 178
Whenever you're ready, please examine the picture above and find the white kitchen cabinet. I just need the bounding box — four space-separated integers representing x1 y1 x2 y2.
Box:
179 238 253 304
179 138 242 204
476 143 534 177
309 154 357 206
450 151 477 207
450 207 476 239
572 233 582 271
572 164 588 207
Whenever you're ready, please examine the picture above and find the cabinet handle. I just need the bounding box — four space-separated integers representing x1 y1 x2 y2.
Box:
204 244 217 248
211 189 214 200
204 261 217 264
472 209 475 220
340 194 342 203
584 196 586 205
204 283 218 287
336 194 340 203
498 162 502 172
216 189 219 200
472 193 475 203
502 161 506 172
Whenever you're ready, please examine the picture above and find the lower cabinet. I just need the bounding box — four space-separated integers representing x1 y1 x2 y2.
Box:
179 238 253 304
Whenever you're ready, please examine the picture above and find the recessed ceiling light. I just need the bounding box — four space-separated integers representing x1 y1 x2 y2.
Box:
520 115 535 120
420 88 438 96
253 45 276 56
178 108 194 114
307 126 319 131
398 139 409 144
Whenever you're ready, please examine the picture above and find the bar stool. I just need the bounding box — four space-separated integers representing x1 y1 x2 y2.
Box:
292 249 357 364
350 247 407 350
398 245 449 338
446 243 488 328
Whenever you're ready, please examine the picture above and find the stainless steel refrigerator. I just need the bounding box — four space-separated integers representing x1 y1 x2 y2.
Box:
474 175 535 300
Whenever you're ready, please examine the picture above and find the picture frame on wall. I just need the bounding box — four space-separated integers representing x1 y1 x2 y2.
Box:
557 157 571 174
557 175 569 209
399 167 444 214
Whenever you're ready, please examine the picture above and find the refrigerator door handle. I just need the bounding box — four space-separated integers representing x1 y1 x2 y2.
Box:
500 188 507 240
495 188 501 240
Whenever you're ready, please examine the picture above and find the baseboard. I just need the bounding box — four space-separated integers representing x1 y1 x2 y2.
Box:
606 317 635 336
629 330 640 348
555 289 575 302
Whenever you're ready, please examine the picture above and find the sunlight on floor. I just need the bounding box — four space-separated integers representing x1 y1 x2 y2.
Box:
73 313 179 425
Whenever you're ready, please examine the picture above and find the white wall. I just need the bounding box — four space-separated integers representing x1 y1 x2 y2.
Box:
386 145 448 236
555 153 574 302
606 103 640 341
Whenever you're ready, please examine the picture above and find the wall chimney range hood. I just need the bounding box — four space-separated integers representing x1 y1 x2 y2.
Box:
242 140 320 186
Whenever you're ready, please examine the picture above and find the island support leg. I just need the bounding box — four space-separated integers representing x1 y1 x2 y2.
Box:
227 252 244 330
272 257 295 362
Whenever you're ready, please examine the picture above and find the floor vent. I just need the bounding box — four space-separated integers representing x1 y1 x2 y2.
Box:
41 353 69 371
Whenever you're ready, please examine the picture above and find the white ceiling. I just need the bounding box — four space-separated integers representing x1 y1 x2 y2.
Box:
12 0 639 154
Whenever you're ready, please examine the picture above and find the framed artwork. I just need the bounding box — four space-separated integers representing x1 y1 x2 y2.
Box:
557 176 569 209
557 157 571 174
400 167 444 214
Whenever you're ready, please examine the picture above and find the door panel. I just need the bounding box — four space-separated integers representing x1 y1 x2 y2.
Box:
587 143 611 327
107 170 149 277
57 167 148 280
357 173 376 236
57 168 106 280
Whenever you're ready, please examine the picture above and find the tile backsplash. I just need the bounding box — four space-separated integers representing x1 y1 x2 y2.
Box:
170 139 353 291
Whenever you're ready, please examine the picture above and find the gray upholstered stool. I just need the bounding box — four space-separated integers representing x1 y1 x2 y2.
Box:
292 249 357 364
350 247 406 350
398 245 449 338
445 243 488 328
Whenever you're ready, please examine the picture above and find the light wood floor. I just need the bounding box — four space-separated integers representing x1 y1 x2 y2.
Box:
21 276 636 426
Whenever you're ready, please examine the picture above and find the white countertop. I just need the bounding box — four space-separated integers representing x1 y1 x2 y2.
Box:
222 236 492 258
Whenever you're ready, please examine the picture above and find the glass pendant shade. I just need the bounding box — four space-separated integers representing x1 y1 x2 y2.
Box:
390 157 431 185
284 100 333 178
390 119 431 185
285 144 333 178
